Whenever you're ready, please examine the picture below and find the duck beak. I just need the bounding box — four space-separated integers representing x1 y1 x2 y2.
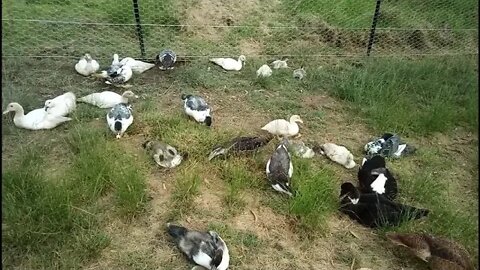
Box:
44 106 48 111
299 119 304 124
116 134 121 139
2 109 10 115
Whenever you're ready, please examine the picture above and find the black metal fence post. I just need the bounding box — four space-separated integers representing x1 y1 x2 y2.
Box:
132 0 146 60
367 0 382 56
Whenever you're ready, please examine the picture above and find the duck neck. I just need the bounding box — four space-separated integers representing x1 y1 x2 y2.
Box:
121 96 129 103
13 107 25 120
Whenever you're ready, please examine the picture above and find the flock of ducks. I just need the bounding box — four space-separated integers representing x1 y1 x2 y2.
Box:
2 51 475 270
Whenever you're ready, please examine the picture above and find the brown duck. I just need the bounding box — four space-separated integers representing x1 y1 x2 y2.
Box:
208 134 273 160
386 232 475 270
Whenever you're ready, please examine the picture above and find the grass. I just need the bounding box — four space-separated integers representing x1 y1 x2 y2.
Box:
320 56 478 135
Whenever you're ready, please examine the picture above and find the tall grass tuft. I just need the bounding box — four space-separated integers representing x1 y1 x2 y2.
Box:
289 158 337 234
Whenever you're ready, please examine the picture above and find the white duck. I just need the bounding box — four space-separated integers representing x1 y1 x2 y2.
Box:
182 94 212 126
256 64 272 78
3 102 72 130
261 115 303 139
44 92 76 117
77 90 138 109
167 223 230 270
271 59 288 69
75 53 100 76
315 143 356 169
210 55 246 71
106 103 133 139
105 64 133 85
119 57 155 74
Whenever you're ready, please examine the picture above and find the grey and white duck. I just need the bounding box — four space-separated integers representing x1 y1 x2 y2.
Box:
266 139 294 196
142 140 188 168
167 223 230 270
182 94 212 127
106 103 133 139
156 49 177 70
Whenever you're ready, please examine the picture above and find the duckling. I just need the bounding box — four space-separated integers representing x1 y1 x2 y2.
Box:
210 55 246 71
119 57 155 74
156 49 177 70
106 103 133 139
271 59 288 69
166 223 230 270
208 135 273 160
75 53 100 76
386 232 475 270
339 182 429 228
285 140 315 158
256 64 272 78
77 90 138 109
3 102 72 130
358 155 397 200
182 94 212 127
261 115 303 139
315 143 356 169
293 67 306 80
142 140 187 168
44 92 76 117
266 139 294 196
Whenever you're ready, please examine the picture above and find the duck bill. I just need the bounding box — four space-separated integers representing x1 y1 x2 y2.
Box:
44 106 48 111
116 134 122 139
2 109 10 115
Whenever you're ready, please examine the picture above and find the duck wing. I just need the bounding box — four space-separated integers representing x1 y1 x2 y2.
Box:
108 103 132 120
186 96 209 111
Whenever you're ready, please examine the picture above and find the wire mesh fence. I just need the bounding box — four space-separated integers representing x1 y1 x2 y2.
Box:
2 0 478 61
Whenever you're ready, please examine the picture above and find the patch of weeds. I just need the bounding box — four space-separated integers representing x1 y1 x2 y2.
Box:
167 165 202 220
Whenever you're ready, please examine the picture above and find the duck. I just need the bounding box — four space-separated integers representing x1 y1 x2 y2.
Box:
339 182 429 228
386 232 475 270
182 94 212 126
44 92 76 117
256 64 272 78
208 134 273 160
142 140 188 168
156 49 177 70
105 64 133 85
166 223 230 270
95 53 122 78
358 155 397 200
364 133 416 159
119 57 155 74
293 67 306 80
285 140 315 158
3 102 72 130
314 143 356 169
77 90 138 109
261 115 303 139
266 139 294 196
210 55 246 71
106 103 133 139
74 53 100 76
271 59 288 69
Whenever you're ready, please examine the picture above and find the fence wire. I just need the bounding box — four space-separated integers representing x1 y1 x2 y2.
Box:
2 0 478 60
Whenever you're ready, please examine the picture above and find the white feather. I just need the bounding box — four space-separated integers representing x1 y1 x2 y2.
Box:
44 92 76 117
210 55 246 71
256 64 272 77
261 115 303 138
370 173 387 194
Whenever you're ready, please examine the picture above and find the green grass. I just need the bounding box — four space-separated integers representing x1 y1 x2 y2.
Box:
166 165 202 220
320 56 478 135
288 158 337 233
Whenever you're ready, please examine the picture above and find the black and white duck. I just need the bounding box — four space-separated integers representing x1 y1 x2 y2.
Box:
339 182 429 228
182 94 212 127
106 103 133 139
358 155 398 200
266 139 294 196
364 133 416 159
156 49 177 70
166 223 230 270
208 135 273 161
